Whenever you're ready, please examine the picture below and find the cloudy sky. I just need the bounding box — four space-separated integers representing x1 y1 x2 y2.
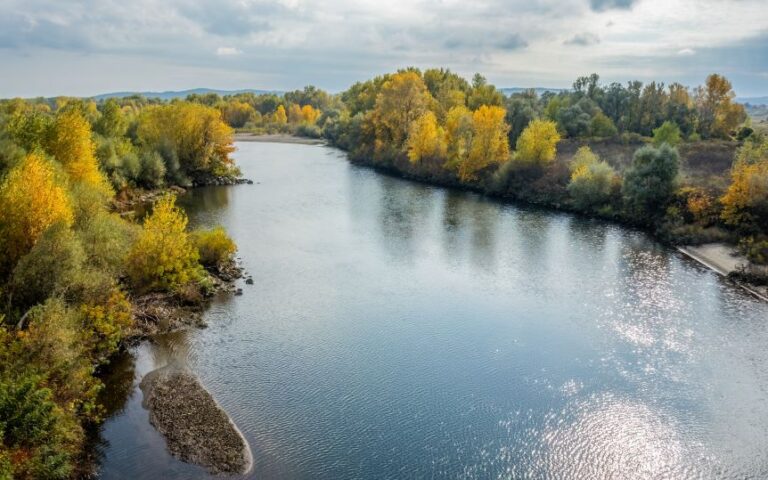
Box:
1 0 766 97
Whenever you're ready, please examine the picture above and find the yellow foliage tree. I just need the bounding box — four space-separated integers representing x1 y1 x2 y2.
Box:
569 146 599 173
373 71 432 150
460 105 510 181
137 102 235 177
273 105 288 125
0 153 74 271
126 195 202 292
407 111 446 164
696 74 746 139
721 143 768 231
515 119 561 167
221 101 255 128
287 103 303 124
300 104 320 124
47 110 112 195
444 105 474 170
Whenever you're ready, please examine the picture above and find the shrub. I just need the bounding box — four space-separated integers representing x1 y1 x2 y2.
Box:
741 236 768 265
568 161 619 211
295 123 322 139
721 139 768 233
652 121 682 147
10 222 85 309
590 111 618 138
192 226 237 269
80 287 132 363
622 144 680 221
78 210 138 276
126 195 202 292
20 300 101 420
138 151 166 189
0 371 75 479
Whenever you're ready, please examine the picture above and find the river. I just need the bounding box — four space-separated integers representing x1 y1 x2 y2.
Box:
95 142 768 479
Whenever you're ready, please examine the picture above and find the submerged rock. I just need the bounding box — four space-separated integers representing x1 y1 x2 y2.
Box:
140 365 253 475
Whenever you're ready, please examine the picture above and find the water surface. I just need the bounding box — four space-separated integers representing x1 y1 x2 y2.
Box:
97 142 768 479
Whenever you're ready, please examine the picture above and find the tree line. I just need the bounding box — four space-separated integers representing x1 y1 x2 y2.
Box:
312 68 764 268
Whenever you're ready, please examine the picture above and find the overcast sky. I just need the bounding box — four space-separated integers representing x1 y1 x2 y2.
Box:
1 0 766 98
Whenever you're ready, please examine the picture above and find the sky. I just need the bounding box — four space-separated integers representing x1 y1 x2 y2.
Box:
0 0 767 98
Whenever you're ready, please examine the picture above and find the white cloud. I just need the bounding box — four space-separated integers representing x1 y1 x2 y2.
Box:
0 0 766 96
216 46 242 56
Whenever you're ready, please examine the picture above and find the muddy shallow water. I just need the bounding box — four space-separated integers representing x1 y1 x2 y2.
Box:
95 142 768 479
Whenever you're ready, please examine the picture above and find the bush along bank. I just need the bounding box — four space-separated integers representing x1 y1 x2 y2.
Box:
0 99 244 478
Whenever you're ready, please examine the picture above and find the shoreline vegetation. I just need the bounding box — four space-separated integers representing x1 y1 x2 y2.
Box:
217 67 768 299
1 66 768 478
0 97 247 477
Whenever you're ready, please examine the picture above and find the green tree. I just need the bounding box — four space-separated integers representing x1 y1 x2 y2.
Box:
622 144 680 219
590 111 618 137
10 222 85 309
652 121 682 147
95 99 128 138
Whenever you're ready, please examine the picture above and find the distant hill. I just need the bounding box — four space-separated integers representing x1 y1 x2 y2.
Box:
92 88 283 101
500 87 567 96
738 96 768 106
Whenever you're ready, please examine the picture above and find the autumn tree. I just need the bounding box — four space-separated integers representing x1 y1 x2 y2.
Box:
126 195 202 292
514 119 560 167
695 74 746 139
287 103 303 124
407 111 446 164
137 102 235 181
191 226 237 269
0 153 74 273
423 68 470 120
721 139 768 232
459 106 510 181
567 147 618 210
46 109 112 195
300 105 320 124
273 105 288 125
373 71 432 150
220 101 255 128
444 105 474 170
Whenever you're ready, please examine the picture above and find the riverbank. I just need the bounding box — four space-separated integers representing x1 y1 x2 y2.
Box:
140 364 253 475
677 244 768 301
336 147 768 303
234 132 326 145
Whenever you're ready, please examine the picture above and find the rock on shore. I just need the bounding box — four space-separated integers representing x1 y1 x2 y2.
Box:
139 365 253 475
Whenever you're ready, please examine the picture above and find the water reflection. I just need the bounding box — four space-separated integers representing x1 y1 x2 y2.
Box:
95 143 768 479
